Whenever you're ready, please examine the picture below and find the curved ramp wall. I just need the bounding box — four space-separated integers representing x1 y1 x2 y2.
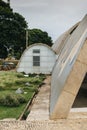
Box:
50 15 87 119
52 22 79 55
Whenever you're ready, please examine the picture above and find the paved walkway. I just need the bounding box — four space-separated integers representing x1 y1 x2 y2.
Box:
27 76 51 121
0 119 87 130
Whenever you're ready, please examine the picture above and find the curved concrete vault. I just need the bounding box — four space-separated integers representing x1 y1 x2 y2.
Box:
50 14 87 119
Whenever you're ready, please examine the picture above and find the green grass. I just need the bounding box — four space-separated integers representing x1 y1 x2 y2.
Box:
0 71 45 120
0 104 26 119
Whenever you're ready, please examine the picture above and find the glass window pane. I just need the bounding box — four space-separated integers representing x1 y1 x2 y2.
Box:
33 49 40 53
33 56 40 66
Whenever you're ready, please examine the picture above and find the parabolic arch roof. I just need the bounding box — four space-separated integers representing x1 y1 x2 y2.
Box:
52 22 80 55
50 14 87 119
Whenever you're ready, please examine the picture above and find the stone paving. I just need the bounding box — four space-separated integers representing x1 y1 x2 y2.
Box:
0 119 87 130
27 76 51 121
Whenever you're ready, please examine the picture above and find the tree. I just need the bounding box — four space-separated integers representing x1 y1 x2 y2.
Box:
28 29 53 46
0 0 11 9
0 0 53 59
0 0 27 59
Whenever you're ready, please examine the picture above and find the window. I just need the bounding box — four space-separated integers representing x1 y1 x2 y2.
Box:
70 26 78 35
33 49 40 53
33 56 40 66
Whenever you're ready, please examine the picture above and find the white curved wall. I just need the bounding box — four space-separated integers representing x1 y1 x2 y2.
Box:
52 22 79 55
17 44 57 74
50 14 87 119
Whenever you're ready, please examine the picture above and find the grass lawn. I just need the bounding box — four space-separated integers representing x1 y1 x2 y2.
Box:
0 71 45 120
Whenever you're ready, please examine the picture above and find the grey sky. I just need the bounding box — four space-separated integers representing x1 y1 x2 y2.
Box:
4 0 87 42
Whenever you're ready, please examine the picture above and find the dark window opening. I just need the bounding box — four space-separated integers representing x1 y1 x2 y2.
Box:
33 49 40 53
33 56 40 66
70 25 78 35
72 73 87 108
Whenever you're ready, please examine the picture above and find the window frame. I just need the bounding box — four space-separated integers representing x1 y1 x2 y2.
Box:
33 55 40 67
33 49 40 53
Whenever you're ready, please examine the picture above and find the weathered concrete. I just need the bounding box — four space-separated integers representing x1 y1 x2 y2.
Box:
0 118 87 130
50 14 87 119
52 22 79 54
27 76 51 121
0 76 86 130
26 76 87 121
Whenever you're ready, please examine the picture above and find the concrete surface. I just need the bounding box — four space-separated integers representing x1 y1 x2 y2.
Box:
27 76 51 121
50 14 87 119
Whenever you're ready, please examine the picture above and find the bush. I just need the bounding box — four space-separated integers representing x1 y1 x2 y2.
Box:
29 79 41 84
0 96 5 105
29 73 37 77
0 94 27 107
16 73 24 78
0 86 5 90
0 94 19 107
6 95 19 107
17 95 27 103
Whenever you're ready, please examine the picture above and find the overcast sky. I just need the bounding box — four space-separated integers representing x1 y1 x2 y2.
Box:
4 0 87 42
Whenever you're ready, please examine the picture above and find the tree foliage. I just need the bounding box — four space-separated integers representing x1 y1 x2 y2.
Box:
28 29 53 46
0 0 53 59
0 0 27 59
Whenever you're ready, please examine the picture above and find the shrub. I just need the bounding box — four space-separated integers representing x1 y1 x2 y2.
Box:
0 86 5 90
6 95 19 107
0 96 5 105
29 79 41 84
29 73 37 77
0 94 19 107
17 95 27 103
16 73 24 78
0 94 27 107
